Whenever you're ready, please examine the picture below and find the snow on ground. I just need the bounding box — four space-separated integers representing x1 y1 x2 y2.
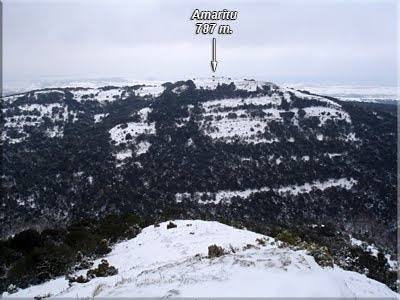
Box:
136 141 151 156
172 84 188 94
0 79 373 146
350 237 398 271
45 125 63 138
4 220 398 298
33 90 65 98
176 178 357 205
283 87 342 108
202 95 282 109
2 94 24 104
176 188 269 205
71 88 128 103
303 106 351 125
327 153 343 158
192 77 276 92
2 103 73 143
15 195 36 208
4 78 397 103
199 98 283 144
109 107 154 160
350 237 363 247
3 78 169 97
2 90 65 104
94 113 109 123
201 117 267 143
194 84 352 144
343 132 360 142
114 149 133 167
136 107 152 121
19 103 63 114
284 83 398 103
276 178 357 196
3 84 159 105
115 149 132 161
134 84 165 97
109 122 155 145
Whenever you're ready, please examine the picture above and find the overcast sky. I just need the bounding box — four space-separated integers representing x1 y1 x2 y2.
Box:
3 0 398 85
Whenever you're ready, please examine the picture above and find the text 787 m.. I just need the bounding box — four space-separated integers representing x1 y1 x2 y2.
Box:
195 23 233 34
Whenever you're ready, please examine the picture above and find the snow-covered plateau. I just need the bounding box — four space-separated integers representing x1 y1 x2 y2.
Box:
284 83 398 103
4 77 398 103
3 220 398 299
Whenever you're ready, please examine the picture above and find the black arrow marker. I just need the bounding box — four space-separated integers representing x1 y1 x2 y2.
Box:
211 38 218 72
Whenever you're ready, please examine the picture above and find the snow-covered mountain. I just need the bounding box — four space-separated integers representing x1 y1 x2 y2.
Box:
1 77 397 294
4 77 398 104
2 78 167 97
3 220 398 298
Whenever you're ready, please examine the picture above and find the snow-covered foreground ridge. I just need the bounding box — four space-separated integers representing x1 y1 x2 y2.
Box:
4 220 398 298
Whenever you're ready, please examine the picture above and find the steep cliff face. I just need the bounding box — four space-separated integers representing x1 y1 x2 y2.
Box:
1 78 396 252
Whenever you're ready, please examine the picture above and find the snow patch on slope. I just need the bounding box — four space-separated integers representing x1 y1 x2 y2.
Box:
176 178 357 204
350 236 398 271
94 113 109 123
71 88 128 103
109 123 155 146
136 107 152 121
192 83 353 144
135 85 165 97
2 103 75 143
303 106 351 125
136 141 151 156
193 77 274 92
5 220 398 298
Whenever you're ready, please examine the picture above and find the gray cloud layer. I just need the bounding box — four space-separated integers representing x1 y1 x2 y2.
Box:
3 0 398 85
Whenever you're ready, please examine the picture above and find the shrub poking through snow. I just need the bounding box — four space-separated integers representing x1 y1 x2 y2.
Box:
74 251 94 270
33 293 52 300
256 237 267 246
7 284 18 294
67 259 118 284
208 245 225 258
306 243 334 268
97 239 112 255
66 274 90 285
87 259 118 279
275 231 302 247
273 231 333 267
243 244 257 250
75 259 93 271
167 222 177 229
125 224 142 238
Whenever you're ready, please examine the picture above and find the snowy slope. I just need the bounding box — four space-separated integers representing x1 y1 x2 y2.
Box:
4 220 398 299
2 77 355 146
284 83 398 103
176 178 357 205
1 78 397 292
5 77 397 102
3 78 166 97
